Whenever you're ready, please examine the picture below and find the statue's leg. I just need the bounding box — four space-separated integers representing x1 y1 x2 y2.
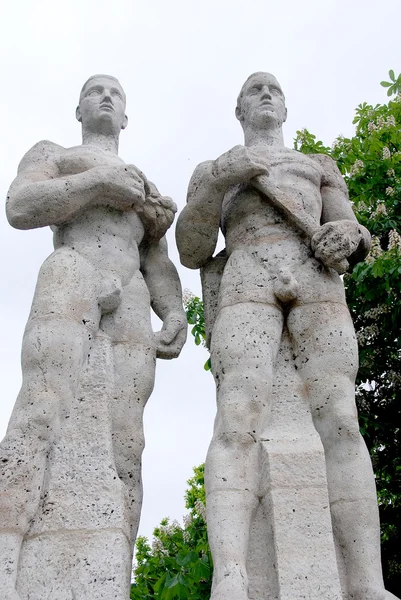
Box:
0 249 100 599
101 274 156 548
206 302 283 600
287 302 397 600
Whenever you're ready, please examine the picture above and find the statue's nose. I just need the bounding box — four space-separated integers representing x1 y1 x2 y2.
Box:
101 90 112 102
261 86 272 99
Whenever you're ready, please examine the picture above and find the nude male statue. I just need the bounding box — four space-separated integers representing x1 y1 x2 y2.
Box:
176 72 397 600
0 74 186 599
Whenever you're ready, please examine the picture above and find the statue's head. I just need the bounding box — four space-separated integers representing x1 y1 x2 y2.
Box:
236 72 287 130
76 74 128 135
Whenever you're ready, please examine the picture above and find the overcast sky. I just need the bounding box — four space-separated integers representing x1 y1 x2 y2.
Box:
1 0 400 543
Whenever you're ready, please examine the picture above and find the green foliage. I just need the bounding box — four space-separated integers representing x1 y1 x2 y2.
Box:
380 69 401 97
131 465 212 600
183 292 211 371
294 74 401 594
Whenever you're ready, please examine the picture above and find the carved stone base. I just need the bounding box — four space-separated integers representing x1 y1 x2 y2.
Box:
16 337 132 600
247 328 343 600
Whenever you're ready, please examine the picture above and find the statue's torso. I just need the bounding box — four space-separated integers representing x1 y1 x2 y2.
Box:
219 147 345 308
52 145 145 285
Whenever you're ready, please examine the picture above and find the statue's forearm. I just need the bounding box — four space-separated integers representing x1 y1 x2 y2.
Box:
142 242 185 322
6 169 103 230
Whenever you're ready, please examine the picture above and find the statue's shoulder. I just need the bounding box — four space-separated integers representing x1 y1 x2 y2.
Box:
187 160 215 199
18 140 64 174
309 153 346 189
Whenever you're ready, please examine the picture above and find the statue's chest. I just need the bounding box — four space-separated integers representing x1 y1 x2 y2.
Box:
221 152 323 234
57 146 123 176
261 149 322 186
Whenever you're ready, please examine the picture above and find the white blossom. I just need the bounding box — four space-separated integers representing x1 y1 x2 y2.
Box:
350 159 364 176
373 203 387 217
331 136 344 150
388 229 401 252
368 121 377 133
387 115 396 127
365 236 382 264
152 537 168 555
382 147 391 159
386 186 395 197
387 168 396 178
377 116 386 129
364 304 389 320
194 499 207 521
182 288 195 306
183 530 190 542
356 324 380 346
389 371 401 386
183 513 193 528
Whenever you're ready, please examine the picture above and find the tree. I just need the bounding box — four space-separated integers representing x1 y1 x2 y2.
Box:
131 465 212 600
293 71 401 594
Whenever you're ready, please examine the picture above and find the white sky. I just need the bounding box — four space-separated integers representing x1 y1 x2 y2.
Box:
0 0 400 542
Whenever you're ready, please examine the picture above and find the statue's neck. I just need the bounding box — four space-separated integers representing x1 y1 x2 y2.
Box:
81 131 119 155
244 125 285 149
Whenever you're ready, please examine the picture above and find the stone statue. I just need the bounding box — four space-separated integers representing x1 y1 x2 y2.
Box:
176 72 397 600
0 74 186 600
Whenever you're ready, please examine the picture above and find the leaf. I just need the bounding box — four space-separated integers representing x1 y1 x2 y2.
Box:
204 357 211 371
165 574 179 589
389 70 395 82
154 573 167 593
381 81 392 88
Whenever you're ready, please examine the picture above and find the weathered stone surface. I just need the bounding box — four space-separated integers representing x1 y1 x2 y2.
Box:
0 74 186 599
247 329 342 600
177 72 397 600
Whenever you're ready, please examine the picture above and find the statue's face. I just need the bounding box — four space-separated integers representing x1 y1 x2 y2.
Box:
76 75 127 134
238 72 286 129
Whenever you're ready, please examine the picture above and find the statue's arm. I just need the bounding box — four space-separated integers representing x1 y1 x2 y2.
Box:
6 140 118 230
176 160 225 269
311 154 371 267
141 236 187 359
177 147 269 269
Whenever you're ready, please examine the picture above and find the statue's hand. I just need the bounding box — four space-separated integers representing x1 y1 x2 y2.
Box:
96 163 146 210
138 195 176 240
154 311 187 359
311 220 363 273
212 145 268 188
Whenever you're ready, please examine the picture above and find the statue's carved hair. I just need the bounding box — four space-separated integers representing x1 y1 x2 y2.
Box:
79 74 125 104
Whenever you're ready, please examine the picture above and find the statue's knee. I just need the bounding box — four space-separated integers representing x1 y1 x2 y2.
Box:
216 428 259 449
24 393 59 443
214 405 262 447
113 428 145 463
316 406 361 447
219 370 269 403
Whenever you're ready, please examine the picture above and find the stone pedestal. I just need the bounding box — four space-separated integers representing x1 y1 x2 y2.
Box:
247 329 344 600
17 336 132 600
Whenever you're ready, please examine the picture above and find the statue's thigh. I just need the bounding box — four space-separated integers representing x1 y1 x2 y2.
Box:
287 302 358 379
100 272 154 346
28 247 101 327
288 302 361 441
102 274 156 430
211 302 283 373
